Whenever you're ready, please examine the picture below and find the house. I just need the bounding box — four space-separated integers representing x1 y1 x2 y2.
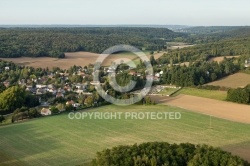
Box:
90 81 100 85
40 108 51 116
245 59 250 68
41 102 49 106
66 100 75 105
5 67 10 71
129 70 136 76
154 76 160 82
36 84 47 89
56 92 64 98
73 103 81 108
75 89 84 94
36 88 46 95
3 81 10 87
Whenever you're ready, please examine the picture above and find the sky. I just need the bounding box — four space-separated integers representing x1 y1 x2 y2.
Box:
0 0 250 26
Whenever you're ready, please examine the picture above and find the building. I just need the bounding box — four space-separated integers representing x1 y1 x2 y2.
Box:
245 59 250 68
40 108 51 116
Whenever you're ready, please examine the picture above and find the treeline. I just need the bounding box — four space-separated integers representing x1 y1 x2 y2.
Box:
227 85 250 104
0 27 186 58
159 59 239 86
91 142 249 166
181 26 250 44
158 36 250 65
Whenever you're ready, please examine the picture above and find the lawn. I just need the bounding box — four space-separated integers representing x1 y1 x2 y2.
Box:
0 105 250 166
174 87 227 101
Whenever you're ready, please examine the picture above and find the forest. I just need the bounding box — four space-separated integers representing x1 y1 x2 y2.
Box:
0 27 186 58
92 142 249 166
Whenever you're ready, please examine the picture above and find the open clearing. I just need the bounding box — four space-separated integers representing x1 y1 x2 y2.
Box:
206 72 250 88
0 104 250 165
209 56 240 63
0 51 165 70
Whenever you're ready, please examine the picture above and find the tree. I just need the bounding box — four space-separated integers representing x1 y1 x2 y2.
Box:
0 86 26 112
56 103 65 112
150 55 157 66
85 96 94 107
144 96 152 105
0 115 5 123
0 83 6 93
65 104 74 112
25 94 40 108
28 108 40 118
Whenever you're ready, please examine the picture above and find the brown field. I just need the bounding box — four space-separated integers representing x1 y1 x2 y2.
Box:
151 94 250 124
206 73 250 88
150 94 250 161
209 56 240 63
0 51 165 69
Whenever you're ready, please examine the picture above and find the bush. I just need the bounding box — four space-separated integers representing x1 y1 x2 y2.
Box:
50 106 60 114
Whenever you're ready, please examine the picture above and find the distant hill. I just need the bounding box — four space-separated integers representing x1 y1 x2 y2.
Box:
180 26 244 34
0 27 186 58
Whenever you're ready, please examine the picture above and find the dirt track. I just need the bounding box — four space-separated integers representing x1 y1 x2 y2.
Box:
151 94 250 124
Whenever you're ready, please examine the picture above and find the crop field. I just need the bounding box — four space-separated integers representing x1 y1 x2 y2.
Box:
206 72 250 88
0 104 250 166
151 94 250 123
173 87 227 101
0 51 164 70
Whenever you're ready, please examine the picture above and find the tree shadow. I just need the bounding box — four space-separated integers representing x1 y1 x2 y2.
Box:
222 141 250 162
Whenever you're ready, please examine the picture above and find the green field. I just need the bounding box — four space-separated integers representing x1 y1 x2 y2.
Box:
0 105 250 166
174 87 227 100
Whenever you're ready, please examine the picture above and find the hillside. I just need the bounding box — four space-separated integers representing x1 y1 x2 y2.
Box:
0 27 186 58
0 105 250 165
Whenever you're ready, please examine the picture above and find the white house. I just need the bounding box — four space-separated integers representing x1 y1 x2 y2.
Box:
40 108 51 116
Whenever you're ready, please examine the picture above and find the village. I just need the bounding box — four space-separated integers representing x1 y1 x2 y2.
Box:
0 60 168 118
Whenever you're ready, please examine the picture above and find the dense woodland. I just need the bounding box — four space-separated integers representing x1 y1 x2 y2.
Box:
0 27 186 58
159 37 250 65
92 142 249 166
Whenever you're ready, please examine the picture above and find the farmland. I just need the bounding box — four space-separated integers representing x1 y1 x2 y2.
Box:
206 72 250 88
151 94 250 124
1 104 250 166
0 51 164 70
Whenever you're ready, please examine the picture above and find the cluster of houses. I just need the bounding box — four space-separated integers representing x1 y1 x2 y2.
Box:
25 83 87 96
40 100 81 116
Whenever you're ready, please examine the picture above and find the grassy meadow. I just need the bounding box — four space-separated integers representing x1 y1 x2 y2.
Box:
173 87 227 100
0 104 250 165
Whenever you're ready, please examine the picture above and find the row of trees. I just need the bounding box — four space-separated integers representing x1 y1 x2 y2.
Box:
91 142 249 166
227 85 250 104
